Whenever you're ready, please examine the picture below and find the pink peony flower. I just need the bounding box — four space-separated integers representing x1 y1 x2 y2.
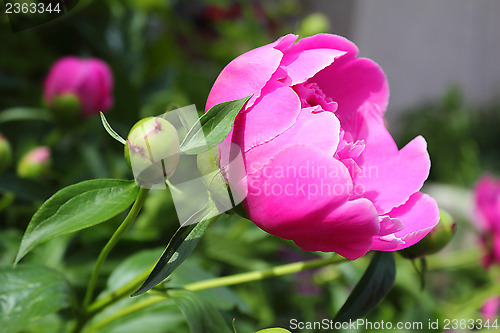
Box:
481 297 500 320
207 33 439 260
44 56 113 116
474 175 500 267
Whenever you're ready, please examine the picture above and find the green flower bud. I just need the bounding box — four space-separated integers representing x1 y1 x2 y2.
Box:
125 117 180 188
17 146 51 179
0 133 12 175
399 209 457 259
298 13 330 38
49 93 81 126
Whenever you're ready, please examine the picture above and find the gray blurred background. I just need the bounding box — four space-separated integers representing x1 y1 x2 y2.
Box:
303 0 500 124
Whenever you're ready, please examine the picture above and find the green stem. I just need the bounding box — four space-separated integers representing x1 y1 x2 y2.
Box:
82 187 150 308
84 255 347 331
84 296 167 333
185 255 347 291
426 247 481 270
86 216 220 315
86 263 154 315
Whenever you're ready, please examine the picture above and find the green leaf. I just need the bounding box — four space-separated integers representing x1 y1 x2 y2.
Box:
100 112 127 145
256 329 292 333
105 248 163 295
0 172 51 201
86 295 185 333
0 107 52 124
334 252 396 322
131 205 218 296
180 95 251 155
0 265 70 333
15 179 140 264
169 289 232 333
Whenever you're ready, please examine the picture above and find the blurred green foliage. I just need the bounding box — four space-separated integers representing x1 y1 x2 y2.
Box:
397 87 500 186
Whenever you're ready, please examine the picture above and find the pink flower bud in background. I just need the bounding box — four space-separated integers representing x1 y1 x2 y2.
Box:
481 297 500 320
207 33 439 260
44 57 113 117
17 146 51 180
474 175 500 268
0 132 13 175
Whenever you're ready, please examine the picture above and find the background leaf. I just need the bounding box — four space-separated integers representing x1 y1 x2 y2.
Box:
85 295 186 333
15 179 140 264
131 213 215 296
0 107 51 124
334 252 396 322
170 289 232 333
0 173 51 201
0 265 70 333
104 248 163 295
180 96 251 155
255 329 292 333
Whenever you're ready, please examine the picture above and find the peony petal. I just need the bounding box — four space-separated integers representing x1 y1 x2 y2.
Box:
493 233 500 264
244 106 340 171
230 86 301 153
286 33 359 61
378 217 404 236
89 59 113 112
77 59 113 115
481 297 500 320
293 198 380 260
282 48 346 85
311 57 389 117
269 33 298 52
474 176 500 233
371 192 439 251
245 144 353 233
353 105 431 213
206 43 286 111
44 57 84 103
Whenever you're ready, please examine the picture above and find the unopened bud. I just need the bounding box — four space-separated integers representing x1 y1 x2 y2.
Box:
50 93 81 126
125 117 180 188
17 146 51 179
399 209 457 259
0 133 12 175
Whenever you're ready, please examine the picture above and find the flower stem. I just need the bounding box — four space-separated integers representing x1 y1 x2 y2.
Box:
86 263 154 314
82 187 150 308
185 255 347 291
86 215 220 315
84 255 348 331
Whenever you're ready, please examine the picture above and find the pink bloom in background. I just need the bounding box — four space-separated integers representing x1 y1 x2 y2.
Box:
17 146 51 179
474 175 500 267
25 146 51 164
44 56 113 116
481 297 500 320
207 33 439 260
